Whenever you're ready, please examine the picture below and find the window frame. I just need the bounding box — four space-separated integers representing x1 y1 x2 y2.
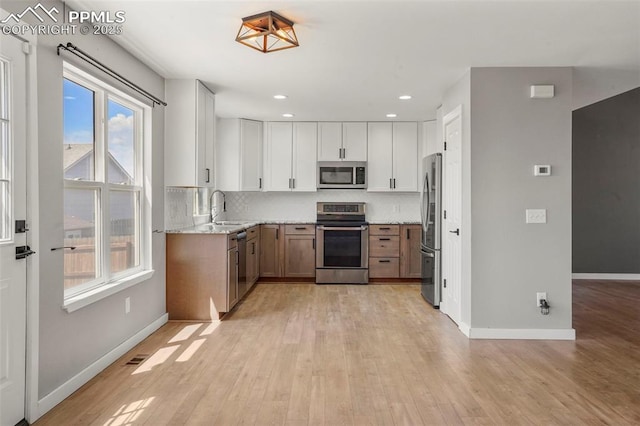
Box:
0 57 12 244
62 63 152 305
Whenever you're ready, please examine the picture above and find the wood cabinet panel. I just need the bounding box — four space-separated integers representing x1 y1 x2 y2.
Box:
284 234 316 278
166 233 229 320
285 224 315 235
370 224 400 236
260 224 283 277
369 257 400 278
400 225 422 278
369 236 400 258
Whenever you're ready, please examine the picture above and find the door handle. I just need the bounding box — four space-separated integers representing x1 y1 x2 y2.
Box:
205 168 211 183
16 246 36 259
449 228 460 236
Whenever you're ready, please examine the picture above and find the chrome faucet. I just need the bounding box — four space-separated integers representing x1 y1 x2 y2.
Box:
209 189 226 223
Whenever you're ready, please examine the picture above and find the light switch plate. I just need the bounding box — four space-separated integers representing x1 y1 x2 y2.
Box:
526 209 547 224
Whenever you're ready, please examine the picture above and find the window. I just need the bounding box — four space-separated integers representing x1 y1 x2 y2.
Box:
63 64 149 299
0 59 10 242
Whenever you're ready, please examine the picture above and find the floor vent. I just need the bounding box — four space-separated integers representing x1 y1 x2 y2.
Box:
125 354 148 366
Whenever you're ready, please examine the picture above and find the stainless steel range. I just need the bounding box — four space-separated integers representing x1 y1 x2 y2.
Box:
315 202 369 284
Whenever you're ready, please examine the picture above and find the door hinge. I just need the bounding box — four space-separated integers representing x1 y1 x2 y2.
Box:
443 279 447 288
444 141 447 151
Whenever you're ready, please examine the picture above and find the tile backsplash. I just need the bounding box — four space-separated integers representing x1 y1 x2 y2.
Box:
166 187 420 230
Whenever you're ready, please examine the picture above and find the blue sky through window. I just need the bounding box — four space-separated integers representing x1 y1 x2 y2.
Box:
64 79 135 178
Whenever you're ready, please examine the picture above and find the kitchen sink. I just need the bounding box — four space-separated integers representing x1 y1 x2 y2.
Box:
213 221 249 226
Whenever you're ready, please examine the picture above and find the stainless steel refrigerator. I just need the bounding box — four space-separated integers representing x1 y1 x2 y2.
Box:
420 153 442 307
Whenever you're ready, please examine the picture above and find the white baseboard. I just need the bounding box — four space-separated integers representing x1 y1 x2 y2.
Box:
458 321 471 337
468 328 576 340
572 273 640 280
35 313 168 420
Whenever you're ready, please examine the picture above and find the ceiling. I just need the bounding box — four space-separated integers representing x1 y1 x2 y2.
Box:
71 1 640 121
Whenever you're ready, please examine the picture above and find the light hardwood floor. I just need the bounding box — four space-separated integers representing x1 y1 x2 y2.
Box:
35 281 640 425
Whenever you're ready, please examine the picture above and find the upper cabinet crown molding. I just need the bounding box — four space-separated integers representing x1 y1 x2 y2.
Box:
317 122 367 162
165 79 215 187
217 118 263 191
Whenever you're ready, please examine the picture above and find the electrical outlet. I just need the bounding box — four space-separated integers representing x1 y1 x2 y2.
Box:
125 297 131 314
536 292 547 307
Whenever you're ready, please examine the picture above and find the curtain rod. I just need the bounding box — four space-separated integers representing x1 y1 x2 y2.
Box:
57 42 167 107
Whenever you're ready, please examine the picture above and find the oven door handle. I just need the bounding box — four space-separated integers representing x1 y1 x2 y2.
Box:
316 226 368 231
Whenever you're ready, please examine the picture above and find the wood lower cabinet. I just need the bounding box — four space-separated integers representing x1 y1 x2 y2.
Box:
369 225 401 278
400 224 422 278
260 224 283 277
246 226 260 287
284 224 316 278
167 232 239 320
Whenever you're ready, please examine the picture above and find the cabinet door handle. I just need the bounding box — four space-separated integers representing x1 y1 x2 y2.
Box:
252 242 255 255
379 259 391 263
393 178 396 189
259 177 262 189
312 238 315 250
206 168 211 183
380 227 391 230
295 227 306 230
390 178 393 189
236 250 239 265
379 237 391 241
276 229 279 240
292 178 295 189
342 147 346 159
406 228 410 239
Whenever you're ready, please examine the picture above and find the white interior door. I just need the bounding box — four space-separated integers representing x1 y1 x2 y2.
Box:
441 107 462 326
0 34 28 426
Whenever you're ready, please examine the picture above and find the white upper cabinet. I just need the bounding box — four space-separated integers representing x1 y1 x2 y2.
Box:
342 122 367 161
367 122 418 192
292 122 318 191
392 122 418 192
217 118 263 191
317 122 367 161
165 79 215 187
265 122 317 192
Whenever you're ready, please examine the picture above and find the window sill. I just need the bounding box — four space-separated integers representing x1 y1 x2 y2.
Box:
63 269 155 313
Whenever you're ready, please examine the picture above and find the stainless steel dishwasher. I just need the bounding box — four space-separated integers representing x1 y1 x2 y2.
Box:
236 231 247 297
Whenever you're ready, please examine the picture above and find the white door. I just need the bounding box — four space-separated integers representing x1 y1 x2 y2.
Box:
0 34 28 426
264 122 293 191
367 122 393 191
240 119 263 191
292 122 317 191
341 122 367 161
317 122 342 161
392 122 418 192
441 107 462 325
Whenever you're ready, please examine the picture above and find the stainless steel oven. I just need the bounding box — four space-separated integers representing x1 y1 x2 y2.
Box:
315 202 369 284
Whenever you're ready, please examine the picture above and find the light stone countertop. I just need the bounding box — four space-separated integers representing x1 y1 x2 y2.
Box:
167 220 420 234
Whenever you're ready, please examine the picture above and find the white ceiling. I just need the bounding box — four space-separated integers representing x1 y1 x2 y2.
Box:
72 1 640 121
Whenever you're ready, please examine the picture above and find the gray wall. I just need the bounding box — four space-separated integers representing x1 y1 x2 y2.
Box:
469 67 573 330
34 3 166 399
572 87 640 273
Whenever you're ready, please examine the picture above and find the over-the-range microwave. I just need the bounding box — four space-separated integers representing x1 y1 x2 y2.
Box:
317 161 367 189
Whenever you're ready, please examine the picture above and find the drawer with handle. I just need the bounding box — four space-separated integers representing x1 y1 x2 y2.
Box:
369 257 400 278
369 235 400 257
369 224 400 236
285 224 315 235
246 226 260 239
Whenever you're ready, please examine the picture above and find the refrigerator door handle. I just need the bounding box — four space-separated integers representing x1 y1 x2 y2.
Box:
424 172 431 235
421 250 435 258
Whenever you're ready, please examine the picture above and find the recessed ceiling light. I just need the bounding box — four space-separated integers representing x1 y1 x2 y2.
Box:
399 95 412 100
282 113 294 118
386 113 397 118
273 94 288 100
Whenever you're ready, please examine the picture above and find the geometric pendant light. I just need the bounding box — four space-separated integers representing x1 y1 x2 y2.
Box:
235 11 299 53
